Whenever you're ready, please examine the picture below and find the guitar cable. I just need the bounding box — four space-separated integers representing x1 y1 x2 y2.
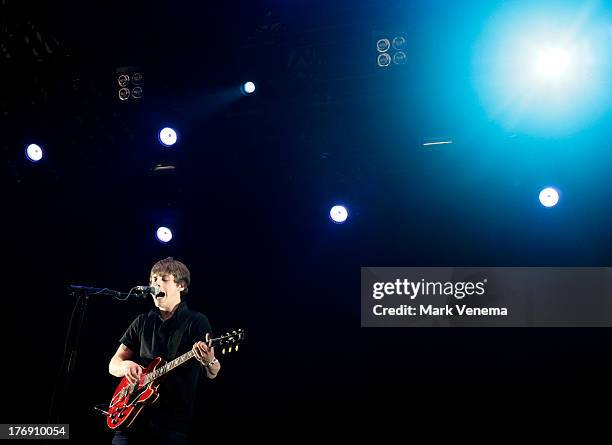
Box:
93 405 111 416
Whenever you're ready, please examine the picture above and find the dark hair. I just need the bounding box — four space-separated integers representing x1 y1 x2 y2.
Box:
150 257 190 299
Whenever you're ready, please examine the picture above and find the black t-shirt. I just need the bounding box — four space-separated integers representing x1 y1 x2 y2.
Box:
119 301 212 433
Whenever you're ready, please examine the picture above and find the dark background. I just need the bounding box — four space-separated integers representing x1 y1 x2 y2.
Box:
3 0 612 440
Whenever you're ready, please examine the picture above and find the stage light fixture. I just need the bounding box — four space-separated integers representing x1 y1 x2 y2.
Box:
330 205 349 224
393 51 407 65
159 127 178 147
117 74 130 87
377 53 391 67
25 143 43 162
156 226 173 243
534 46 572 80
539 187 560 208
473 3 609 136
375 32 407 68
392 36 406 50
377 38 390 52
115 67 144 102
241 81 256 95
118 88 130 101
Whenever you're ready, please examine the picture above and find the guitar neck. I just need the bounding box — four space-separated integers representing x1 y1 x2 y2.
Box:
141 331 241 385
143 349 197 385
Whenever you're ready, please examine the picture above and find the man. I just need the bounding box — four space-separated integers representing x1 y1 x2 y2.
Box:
108 257 220 445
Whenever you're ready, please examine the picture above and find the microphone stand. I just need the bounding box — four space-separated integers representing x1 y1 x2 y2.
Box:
48 285 134 425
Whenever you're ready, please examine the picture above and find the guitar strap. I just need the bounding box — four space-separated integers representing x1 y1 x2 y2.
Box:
167 314 192 360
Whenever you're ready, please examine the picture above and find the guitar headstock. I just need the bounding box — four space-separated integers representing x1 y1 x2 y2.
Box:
210 329 245 354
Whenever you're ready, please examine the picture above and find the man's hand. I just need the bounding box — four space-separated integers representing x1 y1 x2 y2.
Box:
123 361 143 384
192 340 215 366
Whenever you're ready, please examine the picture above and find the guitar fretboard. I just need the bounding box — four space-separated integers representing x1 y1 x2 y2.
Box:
143 349 196 385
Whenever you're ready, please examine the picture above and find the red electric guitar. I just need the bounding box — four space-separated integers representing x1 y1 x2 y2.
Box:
106 329 244 430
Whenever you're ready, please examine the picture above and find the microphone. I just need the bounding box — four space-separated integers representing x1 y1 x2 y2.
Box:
133 285 161 296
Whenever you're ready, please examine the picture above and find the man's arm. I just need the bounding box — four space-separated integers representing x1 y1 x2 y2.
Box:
108 344 143 383
204 357 221 379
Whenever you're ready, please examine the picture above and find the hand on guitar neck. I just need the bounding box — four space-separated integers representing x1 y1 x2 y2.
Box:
193 338 220 378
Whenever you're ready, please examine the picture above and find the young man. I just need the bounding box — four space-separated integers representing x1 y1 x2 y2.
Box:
108 257 220 445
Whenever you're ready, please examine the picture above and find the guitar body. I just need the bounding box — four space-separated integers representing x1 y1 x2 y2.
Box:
107 357 165 430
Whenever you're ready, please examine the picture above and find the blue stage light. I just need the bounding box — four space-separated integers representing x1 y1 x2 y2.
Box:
25 143 43 162
156 226 173 243
534 46 572 81
159 127 178 147
241 82 256 95
539 187 560 208
330 205 349 224
473 3 610 136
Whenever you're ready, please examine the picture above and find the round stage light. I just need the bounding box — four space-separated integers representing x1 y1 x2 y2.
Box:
393 51 407 65
392 36 406 50
377 38 391 52
539 187 560 208
25 143 43 162
534 46 572 80
330 205 349 224
159 127 178 147
241 81 256 95
377 53 391 67
473 3 610 136
156 226 173 243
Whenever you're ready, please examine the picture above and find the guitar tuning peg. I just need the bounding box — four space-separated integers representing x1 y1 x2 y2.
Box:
222 348 226 355
235 345 239 352
229 346 233 353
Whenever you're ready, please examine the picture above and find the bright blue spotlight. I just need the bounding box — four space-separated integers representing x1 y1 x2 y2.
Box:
539 187 560 208
159 127 178 147
329 205 349 224
156 226 173 243
241 82 256 95
25 143 43 162
473 3 610 136
535 46 572 80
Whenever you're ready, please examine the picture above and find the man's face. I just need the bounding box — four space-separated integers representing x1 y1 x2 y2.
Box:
149 273 183 310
